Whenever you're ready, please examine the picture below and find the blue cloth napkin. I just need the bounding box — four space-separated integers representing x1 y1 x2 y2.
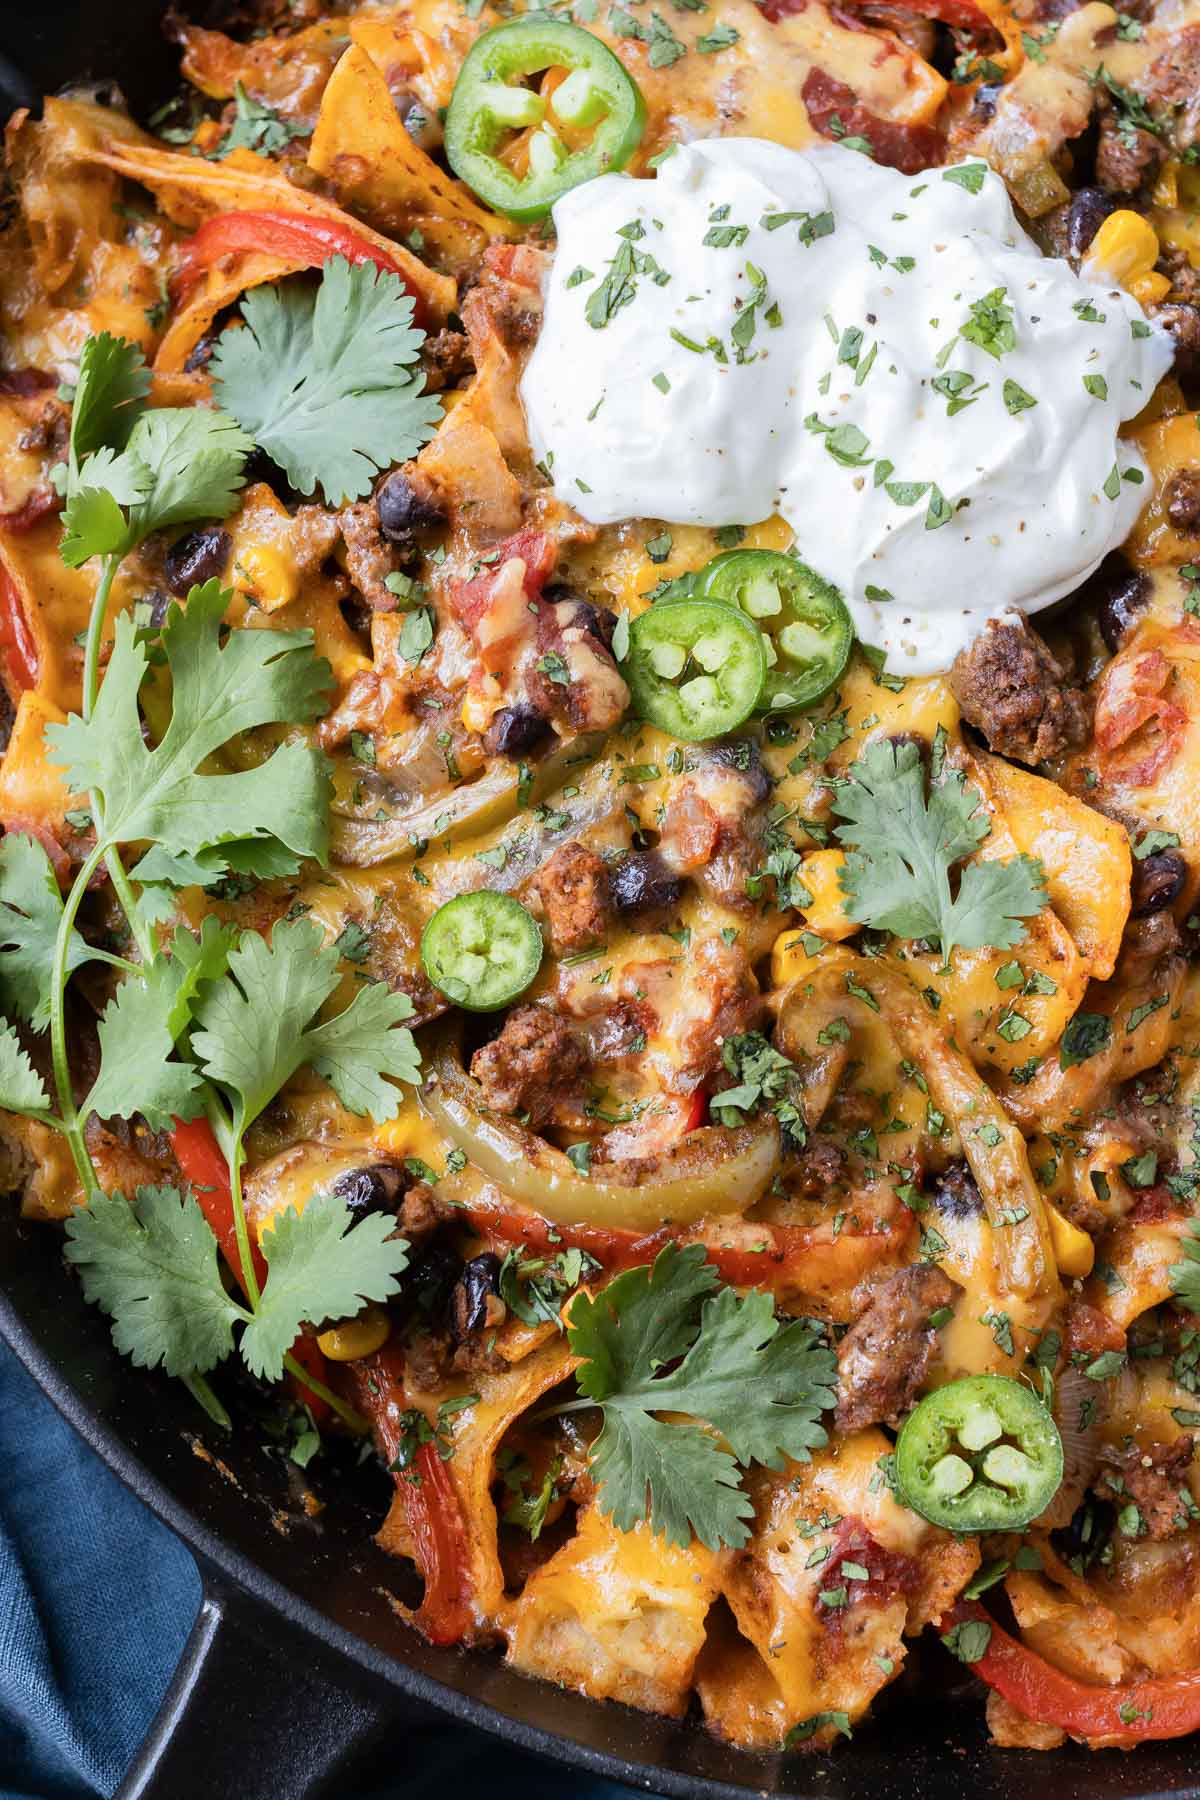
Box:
0 1340 643 1800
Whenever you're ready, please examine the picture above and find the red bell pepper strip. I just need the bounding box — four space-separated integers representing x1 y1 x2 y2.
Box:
346 1342 474 1646
0 560 37 692
171 1114 267 1293
169 1115 330 1421
171 210 425 324
944 1601 1200 1744
461 1191 915 1287
799 69 943 174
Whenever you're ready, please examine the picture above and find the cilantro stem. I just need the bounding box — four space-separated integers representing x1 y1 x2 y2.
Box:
48 838 109 1198
81 553 116 719
182 1369 232 1431
226 1129 262 1311
88 948 141 977
281 1352 369 1434
79 550 158 966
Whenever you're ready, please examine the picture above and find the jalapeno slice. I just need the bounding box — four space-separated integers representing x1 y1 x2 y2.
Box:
421 893 543 1011
698 550 852 714
444 21 647 221
625 598 767 742
896 1374 1063 1533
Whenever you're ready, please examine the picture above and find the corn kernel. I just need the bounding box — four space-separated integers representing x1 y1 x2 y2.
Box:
1082 210 1162 297
771 928 822 988
1152 164 1179 210
798 849 859 941
317 1304 391 1362
461 679 502 734
1128 270 1172 307
1044 1201 1095 1279
236 542 299 609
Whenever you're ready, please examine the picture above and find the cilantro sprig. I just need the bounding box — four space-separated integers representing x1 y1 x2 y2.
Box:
831 739 1046 966
0 323 426 1427
559 1245 836 1549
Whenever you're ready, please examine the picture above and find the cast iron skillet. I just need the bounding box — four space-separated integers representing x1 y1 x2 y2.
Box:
1 8 1199 1797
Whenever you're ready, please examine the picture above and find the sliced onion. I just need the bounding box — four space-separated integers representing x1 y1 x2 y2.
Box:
1037 1367 1105 1530
422 1037 779 1232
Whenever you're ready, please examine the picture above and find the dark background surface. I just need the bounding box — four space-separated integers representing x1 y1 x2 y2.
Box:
0 1 1198 1795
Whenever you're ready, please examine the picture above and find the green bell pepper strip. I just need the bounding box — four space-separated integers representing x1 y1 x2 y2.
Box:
698 550 853 714
625 597 767 742
896 1373 1063 1533
421 892 544 1011
444 21 647 221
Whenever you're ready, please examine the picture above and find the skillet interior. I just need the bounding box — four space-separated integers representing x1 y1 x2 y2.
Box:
0 6 1198 1797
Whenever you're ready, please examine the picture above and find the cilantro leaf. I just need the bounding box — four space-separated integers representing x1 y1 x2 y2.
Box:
1169 1216 1200 1314
192 918 421 1130
130 840 301 891
0 1020 54 1116
214 83 311 159
61 486 138 567
61 408 252 569
711 1031 796 1126
240 1189 410 1380
568 1244 836 1549
0 833 95 1027
47 580 332 863
832 739 1046 964
63 1185 245 1376
590 1409 750 1549
84 971 208 1132
67 332 152 471
124 408 254 542
211 257 442 505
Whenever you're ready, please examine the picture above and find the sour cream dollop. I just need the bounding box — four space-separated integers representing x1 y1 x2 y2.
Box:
521 139 1173 673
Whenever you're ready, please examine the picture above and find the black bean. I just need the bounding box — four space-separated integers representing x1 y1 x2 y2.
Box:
1130 849 1187 917
183 330 219 374
546 587 617 651
972 82 1002 122
449 1252 501 1342
609 850 683 916
163 526 232 598
484 703 552 758
1067 187 1118 263
376 470 445 539
708 737 770 803
1094 564 1150 653
331 1162 406 1220
390 1239 460 1326
930 1161 983 1218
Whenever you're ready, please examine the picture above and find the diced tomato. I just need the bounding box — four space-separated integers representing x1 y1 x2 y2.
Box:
0 560 37 691
818 1518 920 1622
799 69 943 174
451 529 558 634
1094 644 1186 788
830 0 999 34
944 1600 1200 1744
0 369 55 399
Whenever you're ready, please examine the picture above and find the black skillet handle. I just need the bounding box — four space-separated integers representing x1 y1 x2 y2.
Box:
116 1564 429 1800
